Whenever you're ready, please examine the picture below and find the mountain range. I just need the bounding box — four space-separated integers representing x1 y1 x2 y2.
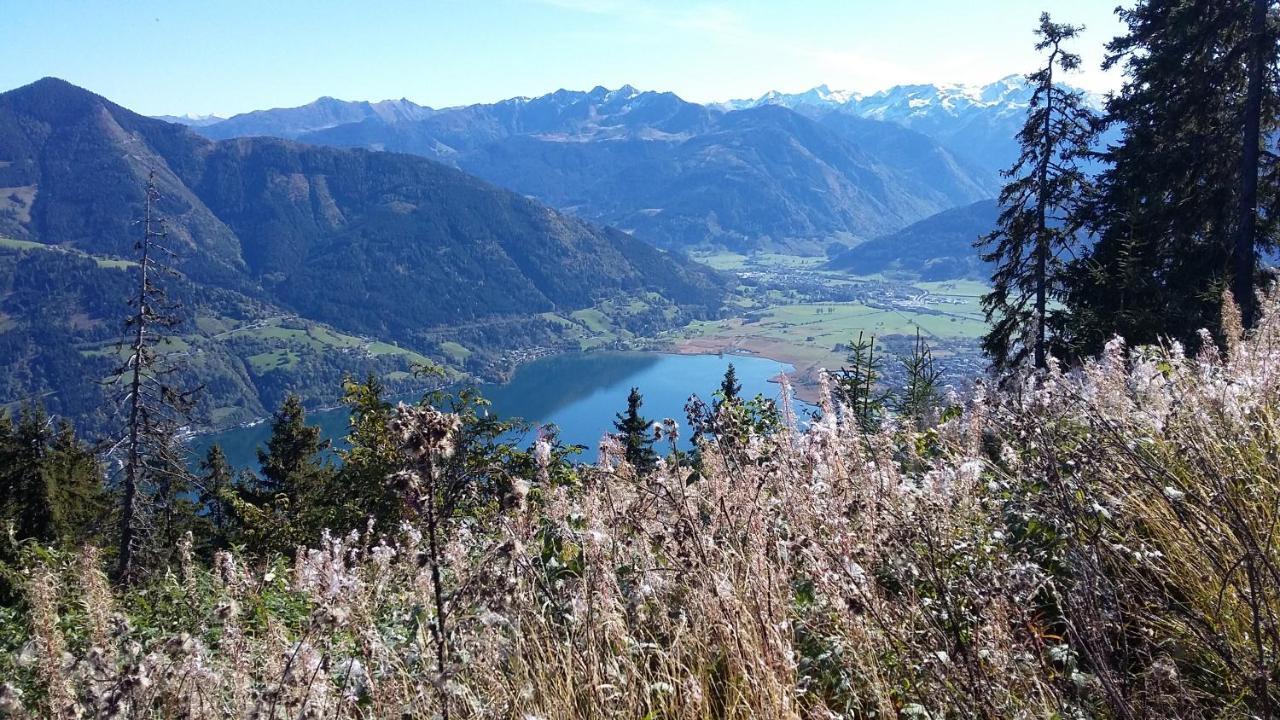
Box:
151 113 225 127
0 78 723 430
200 97 432 140
173 84 1003 252
721 76 1105 176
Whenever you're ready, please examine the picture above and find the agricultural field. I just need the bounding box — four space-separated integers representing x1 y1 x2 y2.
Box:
690 249 831 273
0 235 135 269
247 348 299 372
569 308 611 334
688 250 750 270
667 253 992 401
438 340 473 364
216 317 434 368
556 292 688 351
670 299 983 365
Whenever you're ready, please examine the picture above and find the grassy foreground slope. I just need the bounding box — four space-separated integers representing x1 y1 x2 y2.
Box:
4 291 1278 718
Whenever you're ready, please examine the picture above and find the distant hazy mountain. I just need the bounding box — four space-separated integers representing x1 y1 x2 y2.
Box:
726 84 861 114
299 86 720 157
151 112 225 127
723 76 1105 175
826 199 999 281
0 78 723 426
193 86 998 251
198 96 435 140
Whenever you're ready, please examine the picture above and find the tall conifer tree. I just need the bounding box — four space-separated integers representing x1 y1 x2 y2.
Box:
2 405 54 542
978 13 1096 372
199 444 236 548
0 406 109 547
1234 0 1278 328
832 332 887 432
256 394 328 498
330 374 406 535
1067 0 1279 352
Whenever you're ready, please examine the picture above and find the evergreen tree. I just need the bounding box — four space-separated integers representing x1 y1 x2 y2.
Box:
256 394 328 496
831 332 887 432
699 362 748 449
331 374 405 535
717 363 742 406
896 329 944 428
0 407 109 548
613 387 658 474
240 394 334 556
0 412 14 527
1 405 54 542
1234 0 1277 328
44 420 112 548
978 13 1097 372
1067 0 1280 353
148 445 211 567
0 409 108 604
198 444 236 548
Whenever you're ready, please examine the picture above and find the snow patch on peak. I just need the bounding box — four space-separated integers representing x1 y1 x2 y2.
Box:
718 76 1061 117
807 84 860 105
152 113 226 127
734 84 861 111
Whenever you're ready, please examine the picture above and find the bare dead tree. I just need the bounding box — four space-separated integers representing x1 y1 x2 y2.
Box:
107 171 199 583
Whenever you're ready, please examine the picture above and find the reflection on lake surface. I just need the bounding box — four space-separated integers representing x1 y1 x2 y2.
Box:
191 352 801 472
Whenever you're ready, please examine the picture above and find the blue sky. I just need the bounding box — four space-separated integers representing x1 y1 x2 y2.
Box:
3 1 1126 117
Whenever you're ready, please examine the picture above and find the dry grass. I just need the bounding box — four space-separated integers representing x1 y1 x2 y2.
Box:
3 291 1280 718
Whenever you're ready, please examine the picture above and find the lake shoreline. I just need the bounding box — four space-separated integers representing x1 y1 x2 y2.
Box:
665 337 828 405
195 344 806 440
189 350 801 471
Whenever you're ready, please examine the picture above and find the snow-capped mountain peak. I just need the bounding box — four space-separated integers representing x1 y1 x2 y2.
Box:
852 77 1040 119
723 76 1103 119
720 76 1050 116
804 83 861 105
151 112 227 127
611 84 640 99
715 76 1102 175
721 83 861 112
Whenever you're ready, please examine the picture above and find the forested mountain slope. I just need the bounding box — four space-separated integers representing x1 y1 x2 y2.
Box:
190 86 998 251
0 78 725 430
826 200 1000 280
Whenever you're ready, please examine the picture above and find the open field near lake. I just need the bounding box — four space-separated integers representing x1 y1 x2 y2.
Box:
690 250 832 272
663 264 991 401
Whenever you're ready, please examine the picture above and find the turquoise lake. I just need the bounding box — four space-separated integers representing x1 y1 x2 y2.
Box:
190 352 800 471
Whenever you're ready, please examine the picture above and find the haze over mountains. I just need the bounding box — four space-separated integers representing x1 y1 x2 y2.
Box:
0 78 723 427
825 199 1000 281
720 76 1093 176
151 113 225 127
174 82 1013 252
